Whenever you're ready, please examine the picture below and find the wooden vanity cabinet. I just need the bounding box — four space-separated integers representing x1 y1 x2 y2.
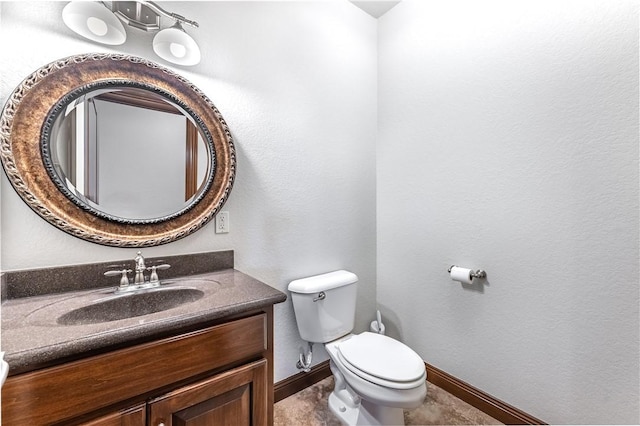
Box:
1 308 275 426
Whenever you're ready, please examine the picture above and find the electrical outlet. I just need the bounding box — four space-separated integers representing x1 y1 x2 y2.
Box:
215 211 229 234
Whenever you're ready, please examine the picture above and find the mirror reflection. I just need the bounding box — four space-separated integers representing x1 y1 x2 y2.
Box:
48 87 212 222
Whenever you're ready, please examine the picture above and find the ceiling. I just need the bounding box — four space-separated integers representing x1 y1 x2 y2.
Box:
350 1 401 18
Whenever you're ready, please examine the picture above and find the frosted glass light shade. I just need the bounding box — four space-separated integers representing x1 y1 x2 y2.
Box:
153 25 201 66
62 1 126 45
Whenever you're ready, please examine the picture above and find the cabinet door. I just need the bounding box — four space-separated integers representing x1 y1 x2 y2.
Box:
148 359 268 426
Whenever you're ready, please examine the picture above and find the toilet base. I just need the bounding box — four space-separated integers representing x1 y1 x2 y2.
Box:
329 391 358 425
329 391 405 426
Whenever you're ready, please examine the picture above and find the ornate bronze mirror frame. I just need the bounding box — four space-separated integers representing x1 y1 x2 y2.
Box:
0 53 235 247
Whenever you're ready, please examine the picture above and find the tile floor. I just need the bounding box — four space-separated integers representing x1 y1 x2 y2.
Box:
274 376 502 426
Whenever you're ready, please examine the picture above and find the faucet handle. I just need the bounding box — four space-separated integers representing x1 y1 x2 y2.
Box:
149 264 170 283
104 269 132 287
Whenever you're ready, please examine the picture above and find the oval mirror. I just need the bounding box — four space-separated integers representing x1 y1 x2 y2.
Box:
0 54 235 247
45 85 214 223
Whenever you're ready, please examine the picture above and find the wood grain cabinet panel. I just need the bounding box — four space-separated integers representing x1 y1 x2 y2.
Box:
80 403 146 426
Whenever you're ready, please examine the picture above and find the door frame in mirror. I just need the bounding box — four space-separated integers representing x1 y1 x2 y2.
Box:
0 53 235 247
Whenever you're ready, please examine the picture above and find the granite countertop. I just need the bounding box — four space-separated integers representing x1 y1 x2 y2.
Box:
1 268 286 375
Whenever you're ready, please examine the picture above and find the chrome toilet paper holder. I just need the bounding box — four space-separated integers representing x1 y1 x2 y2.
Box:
448 265 487 279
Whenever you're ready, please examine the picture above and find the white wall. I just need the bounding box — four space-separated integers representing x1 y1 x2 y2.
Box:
377 0 639 424
0 1 378 382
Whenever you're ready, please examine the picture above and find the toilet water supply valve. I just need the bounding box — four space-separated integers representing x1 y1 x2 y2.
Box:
297 342 314 372
295 291 324 372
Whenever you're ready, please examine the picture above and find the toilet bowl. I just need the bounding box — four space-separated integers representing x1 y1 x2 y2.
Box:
288 270 427 426
325 333 427 425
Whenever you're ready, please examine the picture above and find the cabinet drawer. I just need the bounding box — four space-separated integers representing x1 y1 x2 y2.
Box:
2 314 267 425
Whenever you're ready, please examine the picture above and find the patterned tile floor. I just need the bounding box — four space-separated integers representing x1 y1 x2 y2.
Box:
274 376 502 426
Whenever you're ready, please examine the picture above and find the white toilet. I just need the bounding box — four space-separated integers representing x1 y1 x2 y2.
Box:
288 270 427 426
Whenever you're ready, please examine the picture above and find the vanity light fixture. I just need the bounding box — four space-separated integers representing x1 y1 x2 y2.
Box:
62 1 201 66
152 21 201 66
62 1 127 45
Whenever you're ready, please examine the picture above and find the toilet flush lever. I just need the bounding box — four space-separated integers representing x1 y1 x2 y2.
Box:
313 291 326 302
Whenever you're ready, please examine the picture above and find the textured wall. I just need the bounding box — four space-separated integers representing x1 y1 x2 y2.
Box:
0 1 378 382
377 1 639 423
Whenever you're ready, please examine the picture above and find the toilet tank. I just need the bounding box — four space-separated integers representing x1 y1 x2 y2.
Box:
288 270 358 343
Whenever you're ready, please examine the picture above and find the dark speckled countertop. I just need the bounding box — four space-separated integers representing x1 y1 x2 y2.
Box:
2 268 286 375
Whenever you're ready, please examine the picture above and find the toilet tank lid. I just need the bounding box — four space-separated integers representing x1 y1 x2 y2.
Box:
288 270 358 293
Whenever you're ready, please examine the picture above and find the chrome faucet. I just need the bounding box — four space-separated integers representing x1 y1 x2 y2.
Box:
134 251 146 284
104 251 171 293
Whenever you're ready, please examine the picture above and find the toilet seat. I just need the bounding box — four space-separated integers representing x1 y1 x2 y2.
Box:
336 332 426 390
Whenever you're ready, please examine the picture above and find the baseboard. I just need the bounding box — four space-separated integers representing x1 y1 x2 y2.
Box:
274 360 545 425
425 363 546 425
274 360 332 403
